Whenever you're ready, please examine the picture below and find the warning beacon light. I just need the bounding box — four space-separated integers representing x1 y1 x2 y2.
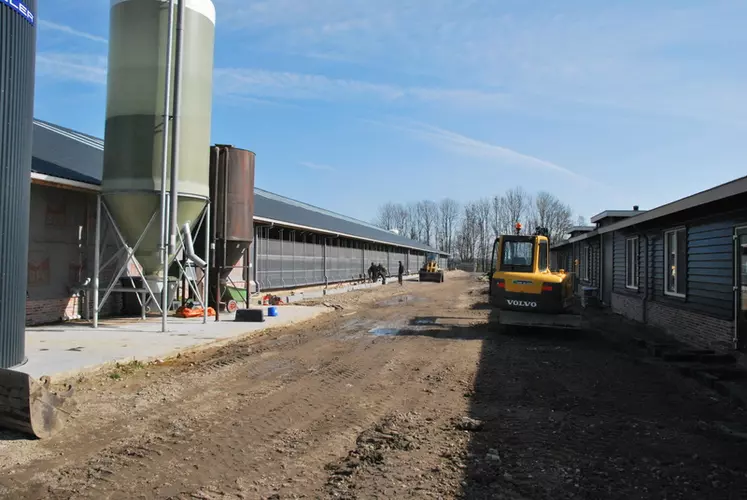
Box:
514 222 522 235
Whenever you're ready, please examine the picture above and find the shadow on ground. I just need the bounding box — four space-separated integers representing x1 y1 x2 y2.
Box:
402 302 747 499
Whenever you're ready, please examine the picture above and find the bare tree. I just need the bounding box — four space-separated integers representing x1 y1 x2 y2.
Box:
374 188 577 259
576 215 586 226
374 202 398 230
420 200 438 247
438 198 460 254
407 202 421 241
489 188 529 237
504 187 529 229
475 198 492 270
456 202 479 264
527 191 574 243
391 204 409 235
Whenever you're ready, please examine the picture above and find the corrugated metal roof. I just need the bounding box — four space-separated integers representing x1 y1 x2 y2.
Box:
32 119 103 185
31 119 445 254
253 188 442 252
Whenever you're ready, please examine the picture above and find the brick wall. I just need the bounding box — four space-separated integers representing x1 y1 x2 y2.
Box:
26 294 122 326
611 291 734 351
611 292 644 323
25 184 130 326
646 301 734 351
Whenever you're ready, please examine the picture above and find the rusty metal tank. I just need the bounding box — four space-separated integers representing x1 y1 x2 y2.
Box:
197 145 255 280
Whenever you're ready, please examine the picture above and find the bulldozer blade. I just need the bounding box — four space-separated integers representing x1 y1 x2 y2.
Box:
0 368 75 439
419 272 444 283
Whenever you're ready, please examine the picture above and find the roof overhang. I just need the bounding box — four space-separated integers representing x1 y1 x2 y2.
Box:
240 216 446 255
559 175 747 246
27 175 442 254
590 210 646 223
31 172 100 193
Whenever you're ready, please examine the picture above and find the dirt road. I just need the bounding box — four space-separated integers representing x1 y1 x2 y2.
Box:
1 272 746 499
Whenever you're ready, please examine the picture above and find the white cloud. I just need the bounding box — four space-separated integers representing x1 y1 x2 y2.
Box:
35 1 747 123
36 53 107 85
34 53 510 109
299 161 335 171
373 119 597 184
213 68 511 109
39 20 107 44
213 0 747 124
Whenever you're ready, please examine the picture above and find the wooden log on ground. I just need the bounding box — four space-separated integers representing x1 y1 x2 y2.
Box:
0 368 74 439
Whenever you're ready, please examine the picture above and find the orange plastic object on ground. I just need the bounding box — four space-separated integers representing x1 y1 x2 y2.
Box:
175 305 216 318
261 294 285 306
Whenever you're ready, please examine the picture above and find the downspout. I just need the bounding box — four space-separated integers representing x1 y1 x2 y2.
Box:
168 0 186 255
642 232 649 324
211 146 221 321
159 0 176 332
598 234 604 305
629 222 648 324
182 222 207 268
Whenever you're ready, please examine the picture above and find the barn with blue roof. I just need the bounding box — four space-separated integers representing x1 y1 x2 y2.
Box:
26 119 447 326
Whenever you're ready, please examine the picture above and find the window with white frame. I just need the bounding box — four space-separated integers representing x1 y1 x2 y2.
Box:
625 237 639 289
583 245 592 281
664 227 687 297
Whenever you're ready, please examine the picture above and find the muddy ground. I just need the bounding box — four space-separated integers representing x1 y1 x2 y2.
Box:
1 272 747 499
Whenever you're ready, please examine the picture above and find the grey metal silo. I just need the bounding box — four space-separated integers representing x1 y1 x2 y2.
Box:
0 1 37 368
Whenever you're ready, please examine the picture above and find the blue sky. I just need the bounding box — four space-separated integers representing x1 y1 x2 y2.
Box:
34 0 747 223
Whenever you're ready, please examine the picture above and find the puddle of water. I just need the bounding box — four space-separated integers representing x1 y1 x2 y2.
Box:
368 328 401 336
376 295 426 307
413 318 436 325
343 318 370 330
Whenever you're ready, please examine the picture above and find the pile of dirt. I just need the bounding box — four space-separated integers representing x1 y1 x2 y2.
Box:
324 413 424 496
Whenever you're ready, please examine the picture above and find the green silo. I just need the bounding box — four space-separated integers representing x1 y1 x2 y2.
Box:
102 0 216 278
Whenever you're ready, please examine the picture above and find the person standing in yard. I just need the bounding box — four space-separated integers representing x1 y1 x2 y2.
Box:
398 260 405 286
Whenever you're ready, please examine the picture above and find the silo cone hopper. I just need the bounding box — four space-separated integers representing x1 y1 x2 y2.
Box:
103 192 207 276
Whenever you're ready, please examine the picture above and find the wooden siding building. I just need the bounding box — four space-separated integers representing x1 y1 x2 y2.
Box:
552 177 747 352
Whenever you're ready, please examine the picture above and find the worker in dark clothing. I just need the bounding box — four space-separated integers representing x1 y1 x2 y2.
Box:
398 261 404 286
376 263 387 285
368 262 376 283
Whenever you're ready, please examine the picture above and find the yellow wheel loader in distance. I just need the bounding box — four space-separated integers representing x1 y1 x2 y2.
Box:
488 223 581 330
419 252 445 283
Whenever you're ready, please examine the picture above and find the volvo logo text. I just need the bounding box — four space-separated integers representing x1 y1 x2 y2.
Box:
507 299 537 308
513 280 533 285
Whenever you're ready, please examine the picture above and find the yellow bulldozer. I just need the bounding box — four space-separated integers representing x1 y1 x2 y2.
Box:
487 223 581 329
419 252 445 283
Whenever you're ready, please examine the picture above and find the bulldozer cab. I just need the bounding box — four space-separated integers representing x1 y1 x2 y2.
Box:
487 225 563 300
489 226 551 277
424 252 439 273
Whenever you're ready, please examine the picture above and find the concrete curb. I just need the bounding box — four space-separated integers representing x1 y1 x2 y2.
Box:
265 274 422 305
50 308 332 383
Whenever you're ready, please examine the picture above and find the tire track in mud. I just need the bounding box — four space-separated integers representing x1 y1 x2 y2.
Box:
67 339 448 498
0 274 482 499
69 331 466 498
